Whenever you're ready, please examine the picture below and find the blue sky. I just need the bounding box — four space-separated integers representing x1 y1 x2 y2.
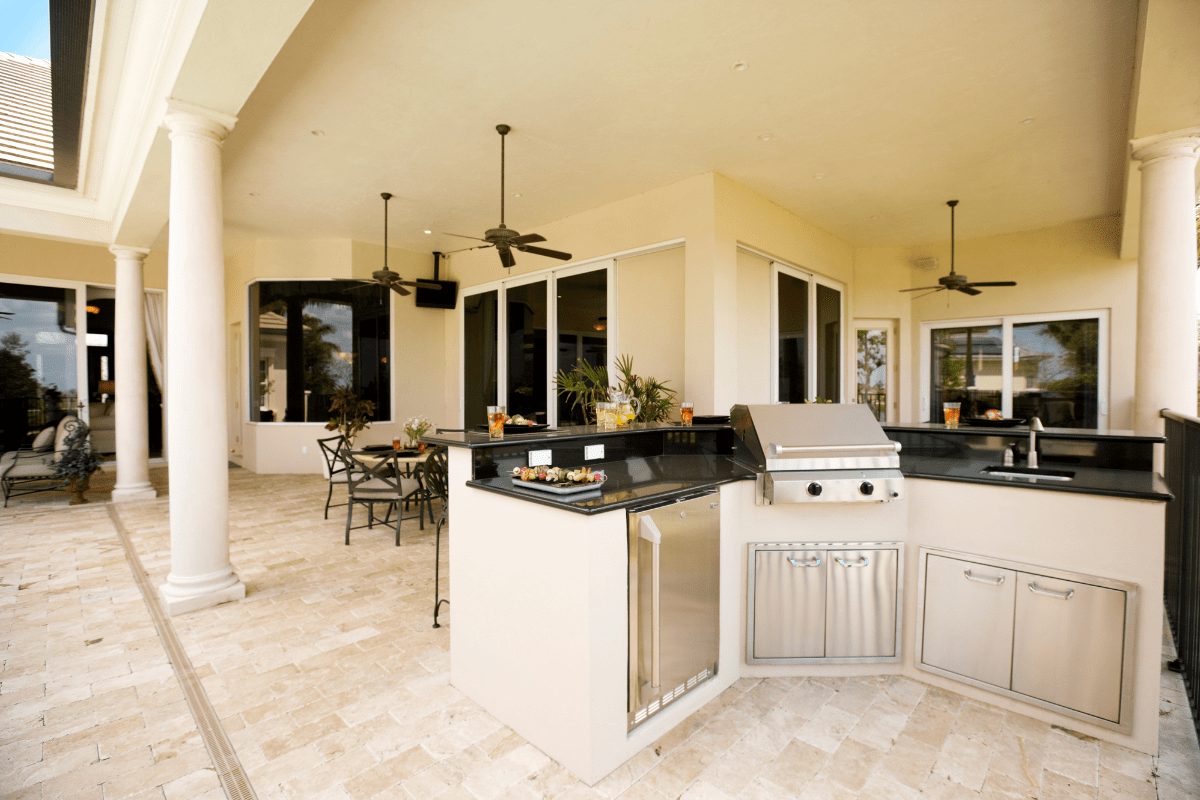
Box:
0 0 50 60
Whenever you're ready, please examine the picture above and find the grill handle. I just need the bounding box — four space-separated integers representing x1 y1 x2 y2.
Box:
770 441 902 457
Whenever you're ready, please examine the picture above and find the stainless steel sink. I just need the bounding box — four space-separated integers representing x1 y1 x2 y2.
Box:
980 465 1075 482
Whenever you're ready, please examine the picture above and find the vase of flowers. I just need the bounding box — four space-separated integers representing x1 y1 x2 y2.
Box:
325 386 375 449
53 428 103 505
404 415 432 450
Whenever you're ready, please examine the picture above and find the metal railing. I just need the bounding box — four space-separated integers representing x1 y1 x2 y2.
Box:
1163 409 1200 741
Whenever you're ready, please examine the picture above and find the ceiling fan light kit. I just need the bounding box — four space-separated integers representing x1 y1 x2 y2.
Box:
443 124 573 270
900 200 1018 298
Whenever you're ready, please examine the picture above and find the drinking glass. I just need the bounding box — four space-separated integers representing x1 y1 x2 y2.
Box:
392 437 404 450
680 402 694 426
942 401 961 428
596 402 617 430
487 405 506 439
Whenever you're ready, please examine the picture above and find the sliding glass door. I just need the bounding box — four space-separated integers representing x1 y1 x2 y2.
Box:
505 278 548 423
772 263 844 404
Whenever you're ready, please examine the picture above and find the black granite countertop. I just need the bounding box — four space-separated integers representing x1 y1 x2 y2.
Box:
425 422 729 450
900 454 1172 501
883 422 1166 442
466 454 755 515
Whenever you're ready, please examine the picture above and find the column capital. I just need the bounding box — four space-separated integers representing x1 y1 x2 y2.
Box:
1129 127 1200 168
110 244 151 261
162 99 237 144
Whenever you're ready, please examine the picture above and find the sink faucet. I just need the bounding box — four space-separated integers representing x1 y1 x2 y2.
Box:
1027 417 1044 469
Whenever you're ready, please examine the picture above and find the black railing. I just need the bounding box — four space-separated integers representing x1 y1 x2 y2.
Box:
1163 409 1200 742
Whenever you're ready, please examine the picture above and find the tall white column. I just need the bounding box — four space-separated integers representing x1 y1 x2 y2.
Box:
110 245 157 502
1130 130 1200 458
159 100 244 616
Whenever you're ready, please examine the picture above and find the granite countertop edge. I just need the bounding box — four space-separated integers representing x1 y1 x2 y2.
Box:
899 455 1172 502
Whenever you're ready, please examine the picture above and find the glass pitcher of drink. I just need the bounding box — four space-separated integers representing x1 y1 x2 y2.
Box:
611 391 641 426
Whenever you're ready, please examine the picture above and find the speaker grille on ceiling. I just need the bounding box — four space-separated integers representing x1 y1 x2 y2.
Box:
913 257 939 271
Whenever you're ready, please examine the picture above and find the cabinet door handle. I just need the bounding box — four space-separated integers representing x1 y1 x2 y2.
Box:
638 517 662 690
1028 582 1074 600
787 556 821 568
963 569 1005 586
835 556 870 568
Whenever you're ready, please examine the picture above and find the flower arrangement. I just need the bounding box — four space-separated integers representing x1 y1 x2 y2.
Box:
403 415 432 446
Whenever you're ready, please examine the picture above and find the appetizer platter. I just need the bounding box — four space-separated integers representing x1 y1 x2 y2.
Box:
510 466 607 495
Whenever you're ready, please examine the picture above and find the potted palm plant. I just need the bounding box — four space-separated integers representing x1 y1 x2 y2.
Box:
555 354 677 424
53 428 103 505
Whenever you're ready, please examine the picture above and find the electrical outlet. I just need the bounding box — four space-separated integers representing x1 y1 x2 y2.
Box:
584 444 604 461
528 449 552 467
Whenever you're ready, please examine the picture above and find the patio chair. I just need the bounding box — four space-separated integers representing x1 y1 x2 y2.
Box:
316 435 351 519
343 451 422 546
421 446 451 627
0 416 90 507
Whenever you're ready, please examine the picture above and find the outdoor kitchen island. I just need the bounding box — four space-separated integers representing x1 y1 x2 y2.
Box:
425 410 1170 786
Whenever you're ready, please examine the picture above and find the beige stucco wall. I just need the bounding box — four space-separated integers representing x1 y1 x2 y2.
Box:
617 247 686 410
0 232 168 289
903 216 1137 429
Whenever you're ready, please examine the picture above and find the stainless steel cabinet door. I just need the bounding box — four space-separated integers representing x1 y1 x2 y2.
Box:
753 549 826 659
1011 572 1126 723
921 555 1016 688
826 548 897 658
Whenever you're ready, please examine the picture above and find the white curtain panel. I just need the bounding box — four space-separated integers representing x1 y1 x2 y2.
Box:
144 291 166 391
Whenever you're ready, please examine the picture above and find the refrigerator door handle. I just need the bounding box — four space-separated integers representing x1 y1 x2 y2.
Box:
639 516 662 690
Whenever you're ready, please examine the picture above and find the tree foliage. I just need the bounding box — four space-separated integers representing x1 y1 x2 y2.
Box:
0 333 40 400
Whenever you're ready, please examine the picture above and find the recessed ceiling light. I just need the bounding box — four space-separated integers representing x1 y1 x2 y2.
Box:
512 193 522 198
1021 118 1034 125
423 230 432 234
869 215 879 220
731 61 749 72
758 134 774 142
311 130 325 136
814 174 825 180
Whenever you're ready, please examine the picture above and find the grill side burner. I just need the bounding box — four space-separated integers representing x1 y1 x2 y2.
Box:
731 404 905 504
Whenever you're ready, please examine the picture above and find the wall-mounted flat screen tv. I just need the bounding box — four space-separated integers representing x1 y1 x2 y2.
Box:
415 279 458 309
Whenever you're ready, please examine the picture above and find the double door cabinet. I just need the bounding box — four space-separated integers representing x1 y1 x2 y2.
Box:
917 547 1137 732
748 542 901 664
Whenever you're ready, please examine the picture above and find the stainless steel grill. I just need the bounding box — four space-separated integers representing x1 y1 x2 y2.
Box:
730 404 904 504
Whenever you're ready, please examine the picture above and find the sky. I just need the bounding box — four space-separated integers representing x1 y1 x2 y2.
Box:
0 0 50 60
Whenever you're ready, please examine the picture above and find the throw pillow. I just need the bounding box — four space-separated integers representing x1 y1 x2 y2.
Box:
31 426 55 452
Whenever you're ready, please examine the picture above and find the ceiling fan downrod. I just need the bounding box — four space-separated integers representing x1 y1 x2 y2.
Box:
497 124 510 228
947 199 957 276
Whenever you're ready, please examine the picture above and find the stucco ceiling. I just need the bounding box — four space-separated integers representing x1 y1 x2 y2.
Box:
219 0 1139 255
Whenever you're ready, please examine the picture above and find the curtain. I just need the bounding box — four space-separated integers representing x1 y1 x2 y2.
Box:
144 291 165 391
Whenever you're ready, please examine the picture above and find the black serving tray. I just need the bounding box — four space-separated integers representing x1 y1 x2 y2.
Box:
964 417 1027 428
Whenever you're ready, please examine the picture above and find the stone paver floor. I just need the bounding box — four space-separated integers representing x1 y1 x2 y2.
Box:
3 467 1199 800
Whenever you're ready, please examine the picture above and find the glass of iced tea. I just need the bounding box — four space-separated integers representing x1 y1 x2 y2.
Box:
487 405 506 439
942 401 961 428
680 402 694 426
596 402 617 430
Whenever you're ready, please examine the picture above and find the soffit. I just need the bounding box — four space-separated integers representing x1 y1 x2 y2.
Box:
221 0 1139 253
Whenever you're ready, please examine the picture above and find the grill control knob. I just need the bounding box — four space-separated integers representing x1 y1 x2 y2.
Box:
807 482 822 497
860 481 875 496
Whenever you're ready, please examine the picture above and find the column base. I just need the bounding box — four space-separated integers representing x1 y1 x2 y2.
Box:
159 577 246 616
112 484 158 502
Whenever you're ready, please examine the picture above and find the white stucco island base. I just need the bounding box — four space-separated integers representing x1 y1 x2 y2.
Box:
446 448 1166 786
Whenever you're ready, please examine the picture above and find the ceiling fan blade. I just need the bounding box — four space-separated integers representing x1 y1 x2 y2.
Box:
442 244 493 256
509 233 546 245
445 232 490 242
900 286 945 292
499 248 516 269
388 282 412 297
914 288 946 300
956 286 982 296
965 281 1017 288
516 244 572 260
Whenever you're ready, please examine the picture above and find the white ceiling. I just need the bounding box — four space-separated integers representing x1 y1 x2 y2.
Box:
218 0 1139 255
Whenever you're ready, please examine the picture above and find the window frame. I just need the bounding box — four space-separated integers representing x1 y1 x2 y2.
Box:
245 277 395 425
769 260 846 404
919 309 1110 428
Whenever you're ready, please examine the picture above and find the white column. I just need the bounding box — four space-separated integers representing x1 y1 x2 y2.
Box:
110 245 157 502
1130 130 1200 456
159 100 245 615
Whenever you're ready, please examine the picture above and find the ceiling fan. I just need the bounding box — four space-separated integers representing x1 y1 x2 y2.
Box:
348 193 439 296
443 124 572 269
901 200 1017 297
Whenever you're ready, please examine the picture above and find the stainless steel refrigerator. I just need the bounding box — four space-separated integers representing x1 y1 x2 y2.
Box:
627 490 721 730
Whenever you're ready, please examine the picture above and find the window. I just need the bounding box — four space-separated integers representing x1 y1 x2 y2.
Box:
855 322 894 422
923 312 1107 428
248 281 391 423
0 281 78 450
772 263 844 403
462 260 613 428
